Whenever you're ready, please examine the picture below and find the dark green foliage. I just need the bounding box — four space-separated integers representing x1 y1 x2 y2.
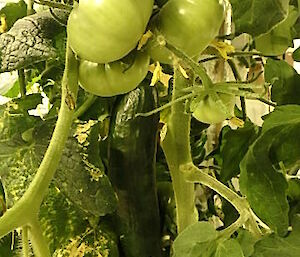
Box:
218 122 259 182
0 0 27 30
252 215 300 257
239 105 300 236
231 0 289 37
265 59 300 105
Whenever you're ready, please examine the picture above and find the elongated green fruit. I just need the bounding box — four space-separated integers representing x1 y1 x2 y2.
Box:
108 81 162 257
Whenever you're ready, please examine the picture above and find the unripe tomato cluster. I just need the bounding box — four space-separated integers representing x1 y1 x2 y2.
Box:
67 0 233 123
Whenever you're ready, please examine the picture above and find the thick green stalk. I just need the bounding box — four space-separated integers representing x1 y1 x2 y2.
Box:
29 217 51 257
22 226 30 257
23 43 79 207
161 69 198 233
0 43 79 248
181 163 262 238
181 163 248 214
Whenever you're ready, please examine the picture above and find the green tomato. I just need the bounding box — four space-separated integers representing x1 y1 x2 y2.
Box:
255 6 298 56
79 51 150 97
192 93 235 124
157 0 225 59
67 0 154 63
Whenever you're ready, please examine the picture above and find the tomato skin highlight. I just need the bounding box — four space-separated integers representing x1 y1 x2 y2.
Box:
157 0 226 59
67 0 154 63
192 93 235 124
78 51 150 97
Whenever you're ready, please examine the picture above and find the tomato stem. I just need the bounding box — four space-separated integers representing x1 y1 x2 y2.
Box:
73 94 97 119
180 162 263 237
136 91 198 118
28 217 51 257
22 226 30 257
0 42 79 254
161 68 198 233
165 42 213 88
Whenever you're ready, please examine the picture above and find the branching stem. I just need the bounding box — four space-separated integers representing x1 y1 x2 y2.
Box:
161 69 198 233
180 163 262 237
0 42 79 256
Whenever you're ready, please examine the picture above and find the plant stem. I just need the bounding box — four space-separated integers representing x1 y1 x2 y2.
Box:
181 163 247 213
136 91 198 118
28 217 51 257
161 69 198 233
227 59 247 120
22 226 30 257
180 163 262 237
258 97 277 107
165 42 233 117
0 202 28 237
73 94 97 119
24 43 79 206
219 210 250 239
0 43 79 240
165 42 213 88
27 0 35 15
18 69 26 97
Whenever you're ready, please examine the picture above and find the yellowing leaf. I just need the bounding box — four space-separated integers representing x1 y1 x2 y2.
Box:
210 41 235 60
229 117 244 127
137 30 153 50
150 62 162 86
0 16 7 34
149 62 172 87
178 64 189 79
160 123 168 143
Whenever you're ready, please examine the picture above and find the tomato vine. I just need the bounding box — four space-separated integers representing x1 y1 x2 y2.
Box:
0 0 300 256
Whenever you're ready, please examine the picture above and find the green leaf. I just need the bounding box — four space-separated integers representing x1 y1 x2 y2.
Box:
231 0 289 37
214 239 244 257
14 94 42 110
255 6 299 56
54 122 118 217
240 130 289 236
219 123 260 182
252 214 300 257
265 59 300 105
40 185 88 254
287 179 300 201
236 229 257 257
239 105 300 235
53 224 119 257
0 103 117 215
172 222 218 257
0 0 27 30
239 127 293 236
3 80 19 98
292 46 300 61
262 106 300 170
